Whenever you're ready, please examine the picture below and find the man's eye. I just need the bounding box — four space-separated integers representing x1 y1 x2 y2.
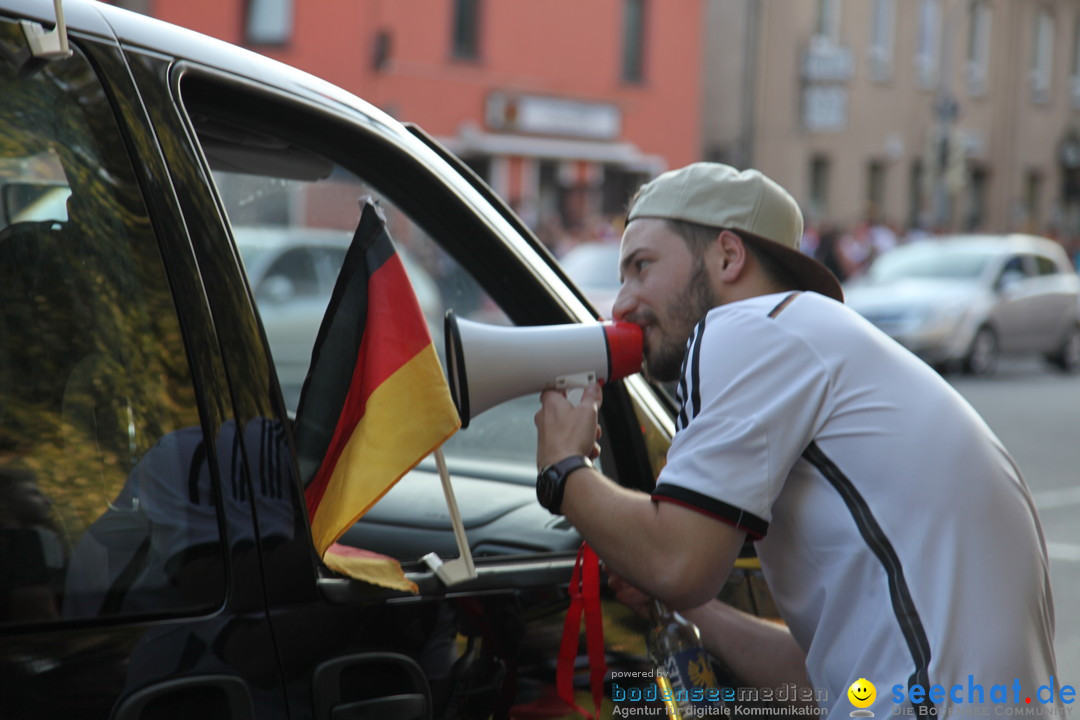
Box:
635 259 650 273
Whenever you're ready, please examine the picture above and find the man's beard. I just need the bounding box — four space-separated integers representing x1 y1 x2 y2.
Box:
643 263 717 383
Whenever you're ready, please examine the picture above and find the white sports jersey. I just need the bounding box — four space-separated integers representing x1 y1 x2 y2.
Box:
653 291 1058 716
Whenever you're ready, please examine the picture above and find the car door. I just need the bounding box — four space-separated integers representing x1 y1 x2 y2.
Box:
1028 250 1078 351
110 16 775 718
0 7 283 719
163 66 670 718
990 253 1040 352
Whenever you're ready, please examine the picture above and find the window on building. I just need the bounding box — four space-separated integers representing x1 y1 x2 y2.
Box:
602 165 648 217
451 0 481 60
110 0 151 13
867 160 886 220
966 166 988 231
245 0 293 45
1070 17 1080 108
621 0 647 84
869 0 895 80
809 155 831 219
1031 9 1054 104
916 0 941 89
815 0 842 44
1024 170 1043 231
372 29 392 71
909 159 925 229
966 1 992 96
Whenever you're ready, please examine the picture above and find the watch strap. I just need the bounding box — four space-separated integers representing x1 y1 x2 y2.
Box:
537 455 592 514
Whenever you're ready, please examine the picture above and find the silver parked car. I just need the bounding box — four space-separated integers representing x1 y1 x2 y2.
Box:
844 235 1080 375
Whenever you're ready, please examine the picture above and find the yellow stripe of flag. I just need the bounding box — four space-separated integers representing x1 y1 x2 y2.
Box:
309 343 460 555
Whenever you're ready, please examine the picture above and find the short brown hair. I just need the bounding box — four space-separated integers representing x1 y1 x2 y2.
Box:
664 219 800 291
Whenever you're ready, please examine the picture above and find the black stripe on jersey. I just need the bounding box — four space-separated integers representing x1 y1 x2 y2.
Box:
802 442 935 714
652 483 768 539
677 318 707 431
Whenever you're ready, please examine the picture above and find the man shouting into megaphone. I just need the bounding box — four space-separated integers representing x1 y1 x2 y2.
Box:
533 163 1059 718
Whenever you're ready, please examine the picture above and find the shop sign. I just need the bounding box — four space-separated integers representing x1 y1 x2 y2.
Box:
486 93 621 140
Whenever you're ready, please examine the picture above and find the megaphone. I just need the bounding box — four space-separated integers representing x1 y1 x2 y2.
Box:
445 310 643 428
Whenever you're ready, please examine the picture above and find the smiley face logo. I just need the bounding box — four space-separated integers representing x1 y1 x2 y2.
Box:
848 678 876 709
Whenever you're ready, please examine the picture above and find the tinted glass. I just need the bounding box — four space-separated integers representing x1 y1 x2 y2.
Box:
0 26 219 623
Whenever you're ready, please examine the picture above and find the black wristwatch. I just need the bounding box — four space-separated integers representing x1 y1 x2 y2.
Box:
536 455 592 515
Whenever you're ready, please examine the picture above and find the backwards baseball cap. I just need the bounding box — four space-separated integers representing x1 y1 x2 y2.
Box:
627 162 843 302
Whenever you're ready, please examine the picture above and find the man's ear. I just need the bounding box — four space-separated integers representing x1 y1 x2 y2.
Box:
716 230 748 282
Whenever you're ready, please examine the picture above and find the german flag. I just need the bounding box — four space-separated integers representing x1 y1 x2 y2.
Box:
294 199 460 562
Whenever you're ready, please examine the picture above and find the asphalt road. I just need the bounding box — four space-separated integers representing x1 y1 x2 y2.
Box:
948 359 1080 689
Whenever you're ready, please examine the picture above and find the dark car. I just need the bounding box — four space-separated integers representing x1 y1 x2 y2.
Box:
0 2 777 718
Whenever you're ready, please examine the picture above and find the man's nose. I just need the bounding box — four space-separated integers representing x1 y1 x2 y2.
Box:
611 285 636 323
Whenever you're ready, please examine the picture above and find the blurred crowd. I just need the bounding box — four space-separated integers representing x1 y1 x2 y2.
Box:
528 204 1080 292
801 219 1080 285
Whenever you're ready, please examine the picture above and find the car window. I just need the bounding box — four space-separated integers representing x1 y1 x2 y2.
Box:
0 27 220 623
1035 254 1059 275
995 254 1037 289
1001 254 1033 277
180 76 578 563
215 169 493 411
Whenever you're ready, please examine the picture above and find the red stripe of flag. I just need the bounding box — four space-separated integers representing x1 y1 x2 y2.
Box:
303 250 432 519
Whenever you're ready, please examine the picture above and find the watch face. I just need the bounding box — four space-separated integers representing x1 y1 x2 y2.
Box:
538 468 559 509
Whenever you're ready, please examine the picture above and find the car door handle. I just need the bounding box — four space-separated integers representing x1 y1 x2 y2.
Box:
313 653 431 720
110 675 255 720
330 693 427 720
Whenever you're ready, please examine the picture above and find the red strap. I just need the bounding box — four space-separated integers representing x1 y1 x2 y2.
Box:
556 543 607 719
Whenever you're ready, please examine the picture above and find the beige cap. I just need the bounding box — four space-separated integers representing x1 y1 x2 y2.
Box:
628 162 843 302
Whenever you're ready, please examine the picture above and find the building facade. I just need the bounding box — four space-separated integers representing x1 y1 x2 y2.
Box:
129 0 702 253
705 0 1080 250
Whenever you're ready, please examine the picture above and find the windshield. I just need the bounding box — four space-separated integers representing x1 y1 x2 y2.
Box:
867 244 995 282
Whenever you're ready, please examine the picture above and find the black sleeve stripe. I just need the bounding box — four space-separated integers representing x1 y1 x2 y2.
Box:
676 318 707 432
688 318 704 421
652 483 768 539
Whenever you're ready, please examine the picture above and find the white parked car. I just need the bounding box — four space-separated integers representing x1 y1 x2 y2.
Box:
844 235 1080 375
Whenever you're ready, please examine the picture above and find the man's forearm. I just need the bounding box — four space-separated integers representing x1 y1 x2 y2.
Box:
561 467 743 610
683 600 810 692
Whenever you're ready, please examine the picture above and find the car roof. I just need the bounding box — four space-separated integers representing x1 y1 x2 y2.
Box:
922 233 1068 258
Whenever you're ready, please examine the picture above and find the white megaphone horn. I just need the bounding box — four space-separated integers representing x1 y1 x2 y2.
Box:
445 310 643 428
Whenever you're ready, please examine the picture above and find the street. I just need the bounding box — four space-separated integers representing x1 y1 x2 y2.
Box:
949 360 1080 688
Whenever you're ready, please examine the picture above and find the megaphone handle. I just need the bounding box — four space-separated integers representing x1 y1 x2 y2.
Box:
434 447 475 578
556 372 597 405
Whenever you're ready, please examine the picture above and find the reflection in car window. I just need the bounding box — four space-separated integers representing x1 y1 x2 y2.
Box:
0 29 219 622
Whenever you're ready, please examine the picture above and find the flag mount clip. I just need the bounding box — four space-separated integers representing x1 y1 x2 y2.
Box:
422 447 477 586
